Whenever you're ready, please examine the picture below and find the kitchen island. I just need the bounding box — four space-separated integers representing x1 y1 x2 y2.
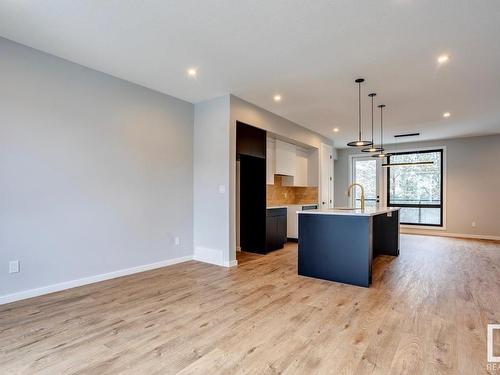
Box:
297 207 400 287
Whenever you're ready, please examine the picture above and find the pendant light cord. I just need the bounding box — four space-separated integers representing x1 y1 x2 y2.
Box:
371 95 374 143
380 106 384 149
348 78 369 148
358 81 362 141
371 96 374 142
373 104 390 158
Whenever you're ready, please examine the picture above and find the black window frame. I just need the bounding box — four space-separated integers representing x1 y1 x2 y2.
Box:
386 149 444 227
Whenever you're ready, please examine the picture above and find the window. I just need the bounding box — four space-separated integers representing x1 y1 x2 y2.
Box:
387 149 443 227
353 157 380 208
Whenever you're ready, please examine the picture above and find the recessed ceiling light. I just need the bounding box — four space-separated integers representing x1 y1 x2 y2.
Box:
273 94 282 102
443 112 451 118
333 128 340 132
187 68 197 77
437 55 450 64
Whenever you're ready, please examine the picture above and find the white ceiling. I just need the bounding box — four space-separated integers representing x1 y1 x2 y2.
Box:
1 0 500 147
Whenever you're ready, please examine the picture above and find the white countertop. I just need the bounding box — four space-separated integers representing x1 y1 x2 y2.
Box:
297 207 400 217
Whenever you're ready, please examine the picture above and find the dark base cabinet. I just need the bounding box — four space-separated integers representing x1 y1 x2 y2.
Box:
266 208 287 252
298 210 400 287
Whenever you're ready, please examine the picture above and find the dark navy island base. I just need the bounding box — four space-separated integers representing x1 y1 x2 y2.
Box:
298 209 400 287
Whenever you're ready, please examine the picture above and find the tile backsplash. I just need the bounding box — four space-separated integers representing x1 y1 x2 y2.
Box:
267 175 318 206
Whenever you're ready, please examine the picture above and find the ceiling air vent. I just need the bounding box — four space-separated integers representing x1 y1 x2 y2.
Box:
394 132 420 138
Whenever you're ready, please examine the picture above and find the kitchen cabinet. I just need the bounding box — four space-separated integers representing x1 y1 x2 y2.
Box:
287 205 302 239
298 208 399 287
237 122 266 158
275 140 296 176
287 204 318 240
266 137 275 185
294 148 308 186
238 122 267 254
267 138 319 187
307 149 319 187
266 208 287 251
282 146 319 187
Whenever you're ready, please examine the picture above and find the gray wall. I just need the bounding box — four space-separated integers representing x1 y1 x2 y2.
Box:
193 95 231 265
334 135 500 237
0 37 194 298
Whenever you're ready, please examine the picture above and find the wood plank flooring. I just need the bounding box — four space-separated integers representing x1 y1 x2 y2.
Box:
1 234 500 374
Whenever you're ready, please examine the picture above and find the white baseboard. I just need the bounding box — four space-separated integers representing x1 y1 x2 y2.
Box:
401 229 500 241
0 255 193 306
193 246 238 268
224 259 238 267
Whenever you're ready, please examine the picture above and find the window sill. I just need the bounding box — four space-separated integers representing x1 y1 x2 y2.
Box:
400 224 447 231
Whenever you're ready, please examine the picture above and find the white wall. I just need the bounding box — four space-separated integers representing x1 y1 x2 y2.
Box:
193 95 232 266
0 38 194 300
334 135 500 238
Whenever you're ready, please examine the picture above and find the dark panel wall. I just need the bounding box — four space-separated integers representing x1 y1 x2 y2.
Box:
237 122 267 253
240 155 266 252
236 121 266 159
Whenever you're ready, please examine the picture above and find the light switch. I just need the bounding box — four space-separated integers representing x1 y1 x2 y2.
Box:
9 260 20 274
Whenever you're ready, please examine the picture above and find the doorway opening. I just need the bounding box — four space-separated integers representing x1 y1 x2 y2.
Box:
349 156 383 208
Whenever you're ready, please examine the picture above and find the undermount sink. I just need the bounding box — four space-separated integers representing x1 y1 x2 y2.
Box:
334 207 359 211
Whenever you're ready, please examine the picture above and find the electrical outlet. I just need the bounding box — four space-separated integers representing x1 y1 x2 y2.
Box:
218 185 226 194
472 221 477 228
174 236 180 246
9 260 20 274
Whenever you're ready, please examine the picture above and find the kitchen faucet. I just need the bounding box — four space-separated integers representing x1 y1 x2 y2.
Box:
347 183 365 210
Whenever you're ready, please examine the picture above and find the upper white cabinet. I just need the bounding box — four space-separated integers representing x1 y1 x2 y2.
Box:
275 140 296 177
308 148 319 186
267 137 319 187
294 147 309 187
287 146 319 187
266 137 276 185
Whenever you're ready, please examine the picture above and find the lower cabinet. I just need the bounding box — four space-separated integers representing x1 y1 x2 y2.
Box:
266 208 287 252
286 205 302 240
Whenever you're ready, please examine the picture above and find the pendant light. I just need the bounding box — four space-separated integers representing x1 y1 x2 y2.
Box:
372 104 393 159
347 79 373 147
362 92 384 153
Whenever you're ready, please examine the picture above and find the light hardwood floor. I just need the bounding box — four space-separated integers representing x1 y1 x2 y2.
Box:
1 235 500 374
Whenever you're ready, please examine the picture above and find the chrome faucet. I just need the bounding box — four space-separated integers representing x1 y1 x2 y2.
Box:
347 183 365 210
